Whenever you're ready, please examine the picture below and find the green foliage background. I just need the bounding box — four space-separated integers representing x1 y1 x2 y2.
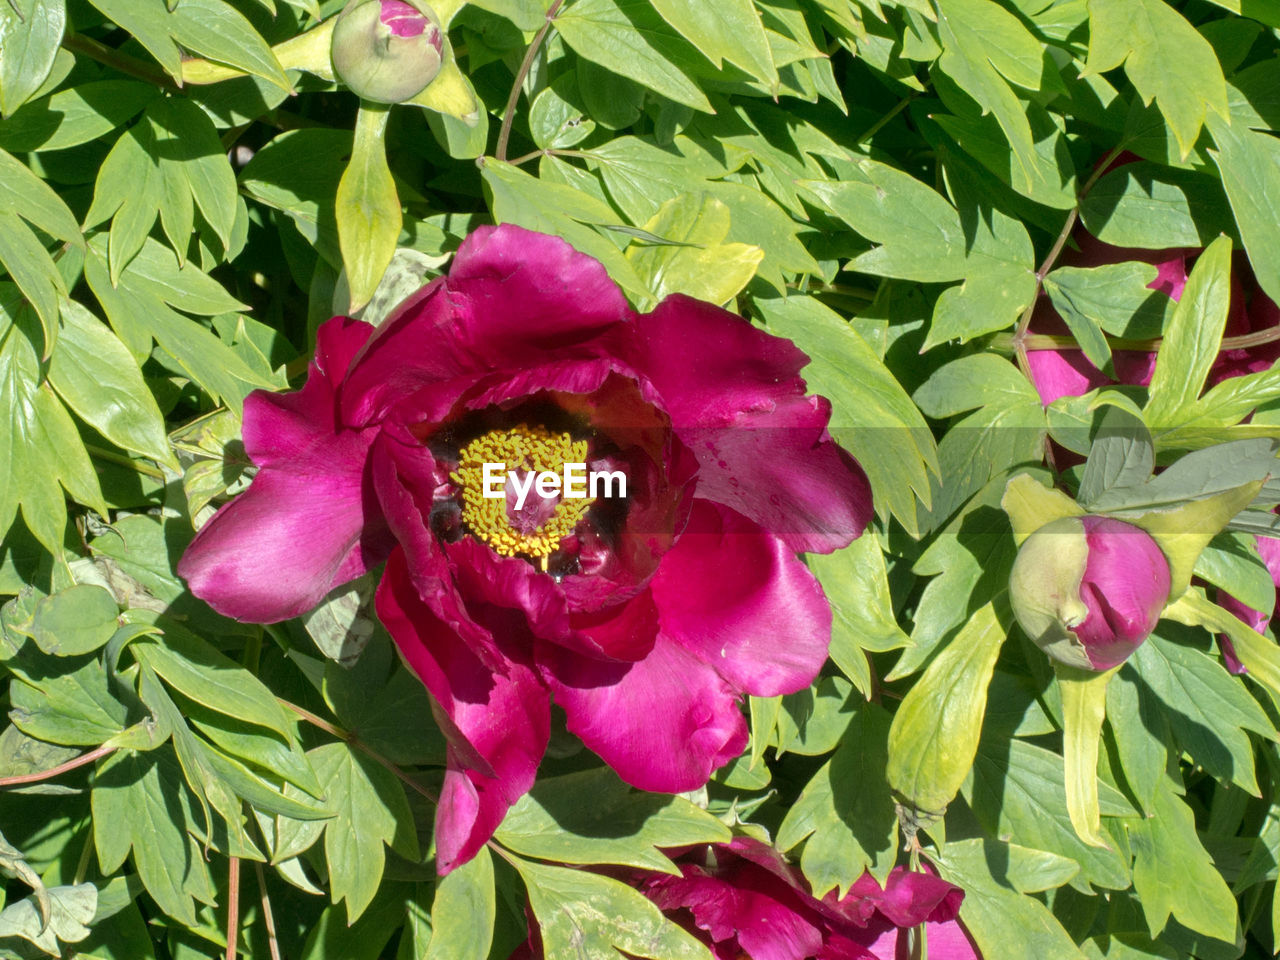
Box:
3 0 1280 956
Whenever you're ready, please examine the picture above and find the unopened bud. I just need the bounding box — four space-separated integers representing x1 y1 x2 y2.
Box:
1009 515 1170 671
331 0 444 104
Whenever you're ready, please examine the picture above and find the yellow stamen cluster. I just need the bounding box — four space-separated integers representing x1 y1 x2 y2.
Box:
450 424 595 559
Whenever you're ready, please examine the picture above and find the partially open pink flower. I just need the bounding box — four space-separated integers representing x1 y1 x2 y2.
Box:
177 225 871 872
512 839 980 960
1009 515 1170 671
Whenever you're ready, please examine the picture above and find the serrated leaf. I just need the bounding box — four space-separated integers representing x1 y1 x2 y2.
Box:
804 164 1035 345
1041 262 1172 341
933 0 1044 192
1127 776 1238 942
0 81 159 153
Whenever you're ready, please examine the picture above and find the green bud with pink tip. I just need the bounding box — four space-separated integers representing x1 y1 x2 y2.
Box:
331 0 444 103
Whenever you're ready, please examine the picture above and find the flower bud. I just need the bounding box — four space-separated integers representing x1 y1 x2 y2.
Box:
1009 515 1170 671
331 0 444 104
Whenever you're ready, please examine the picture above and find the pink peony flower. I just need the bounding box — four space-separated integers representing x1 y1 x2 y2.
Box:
177 224 871 872
512 839 980 960
1009 515 1170 671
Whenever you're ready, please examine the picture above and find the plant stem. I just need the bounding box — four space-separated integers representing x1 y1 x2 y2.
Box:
854 91 920 146
992 314 1280 355
1010 145 1125 382
495 0 566 162
0 743 115 788
225 856 240 960
62 33 176 90
86 444 168 481
255 862 283 960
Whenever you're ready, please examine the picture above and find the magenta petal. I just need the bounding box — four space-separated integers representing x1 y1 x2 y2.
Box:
1076 516 1170 670
342 225 630 425
629 294 870 553
540 620 749 792
644 868 823 960
860 920 981 960
651 501 832 696
376 549 548 873
178 318 390 622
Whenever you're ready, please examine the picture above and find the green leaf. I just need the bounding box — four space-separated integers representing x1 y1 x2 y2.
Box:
933 0 1045 192
0 81 160 153
804 163 1035 346
807 531 912 693
649 0 776 85
147 98 240 251
0 882 96 955
625 193 762 307
310 741 417 922
47 299 174 466
133 629 292 738
1042 262 1173 341
0 0 66 117
777 704 898 894
5 645 127 746
886 602 1006 817
1127 776 1238 942
1057 663 1119 849
757 294 937 534
84 238 274 411
1208 106 1280 307
0 211 66 353
337 105 400 314
495 767 730 872
969 738 1135 892
555 0 713 112
0 296 105 553
936 839 1088 960
86 0 183 77
1106 663 1168 814
1084 0 1228 157
168 0 291 91
1193 532 1275 615
1079 162 1234 249
1130 631 1273 796
424 848 494 960
1078 406 1155 507
91 749 212 925
30 584 119 657
510 856 713 960
1144 235 1232 430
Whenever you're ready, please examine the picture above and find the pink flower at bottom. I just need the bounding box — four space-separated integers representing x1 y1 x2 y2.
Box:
177 225 871 873
512 839 980 960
